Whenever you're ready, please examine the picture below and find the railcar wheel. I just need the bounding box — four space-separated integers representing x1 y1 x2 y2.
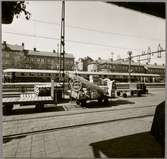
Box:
123 93 127 98
137 92 141 97
80 100 86 107
76 100 80 105
103 98 109 104
130 91 134 96
3 105 13 115
98 98 103 104
146 89 148 94
35 104 44 112
117 91 120 96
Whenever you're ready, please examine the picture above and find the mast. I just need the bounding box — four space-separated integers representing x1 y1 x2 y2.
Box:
59 0 65 92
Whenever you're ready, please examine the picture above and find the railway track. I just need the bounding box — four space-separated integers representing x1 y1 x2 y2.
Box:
3 104 156 123
3 113 153 140
3 104 155 140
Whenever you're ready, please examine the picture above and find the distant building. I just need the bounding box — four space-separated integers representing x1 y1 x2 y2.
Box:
77 58 84 71
87 58 165 82
87 61 98 72
144 64 165 82
2 42 75 71
76 56 94 71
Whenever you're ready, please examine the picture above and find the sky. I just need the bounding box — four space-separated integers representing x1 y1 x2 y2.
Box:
2 1 166 64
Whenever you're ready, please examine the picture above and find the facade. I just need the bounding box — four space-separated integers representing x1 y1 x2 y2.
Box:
87 62 98 72
3 42 165 83
76 56 94 71
76 58 84 71
2 42 75 71
144 64 165 82
87 58 165 82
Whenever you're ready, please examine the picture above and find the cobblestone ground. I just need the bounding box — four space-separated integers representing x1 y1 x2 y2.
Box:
3 88 165 158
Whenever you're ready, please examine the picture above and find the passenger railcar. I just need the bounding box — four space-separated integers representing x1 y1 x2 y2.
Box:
3 68 160 83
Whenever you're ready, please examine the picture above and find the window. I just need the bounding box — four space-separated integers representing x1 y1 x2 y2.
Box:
41 58 44 64
6 53 10 58
37 58 40 62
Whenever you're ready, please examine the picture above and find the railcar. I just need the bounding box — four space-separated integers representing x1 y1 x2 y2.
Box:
3 68 160 83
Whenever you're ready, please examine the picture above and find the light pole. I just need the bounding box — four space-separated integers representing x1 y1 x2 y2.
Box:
128 51 132 83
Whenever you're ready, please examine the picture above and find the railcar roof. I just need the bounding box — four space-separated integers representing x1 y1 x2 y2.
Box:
3 69 160 77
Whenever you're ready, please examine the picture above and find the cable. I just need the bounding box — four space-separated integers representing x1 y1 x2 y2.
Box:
3 31 143 51
3 31 59 40
28 18 165 42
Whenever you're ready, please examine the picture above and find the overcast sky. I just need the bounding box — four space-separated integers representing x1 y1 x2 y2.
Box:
2 1 165 64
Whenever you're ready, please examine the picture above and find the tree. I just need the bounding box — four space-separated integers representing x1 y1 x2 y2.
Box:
2 1 31 24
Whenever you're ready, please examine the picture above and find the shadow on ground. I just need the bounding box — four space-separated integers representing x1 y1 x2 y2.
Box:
90 131 164 158
4 105 65 116
3 135 27 144
85 99 135 108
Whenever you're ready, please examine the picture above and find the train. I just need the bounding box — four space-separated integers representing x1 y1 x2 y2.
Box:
3 68 160 83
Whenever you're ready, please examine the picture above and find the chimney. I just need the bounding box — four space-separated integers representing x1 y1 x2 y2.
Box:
3 41 7 49
110 58 113 62
22 42 24 50
34 48 36 51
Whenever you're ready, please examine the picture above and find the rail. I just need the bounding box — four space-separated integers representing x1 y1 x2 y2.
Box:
3 104 156 122
3 104 155 139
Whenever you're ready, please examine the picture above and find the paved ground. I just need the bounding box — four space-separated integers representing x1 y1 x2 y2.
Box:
3 88 165 158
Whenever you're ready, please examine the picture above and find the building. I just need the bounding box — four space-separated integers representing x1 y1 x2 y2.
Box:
2 42 75 71
144 64 165 82
87 61 98 72
76 56 94 71
87 58 165 82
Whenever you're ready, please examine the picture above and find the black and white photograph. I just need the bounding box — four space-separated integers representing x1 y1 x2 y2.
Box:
1 1 165 158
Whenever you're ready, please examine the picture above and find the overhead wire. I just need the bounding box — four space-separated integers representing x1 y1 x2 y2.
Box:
3 31 143 51
3 18 165 55
30 18 165 42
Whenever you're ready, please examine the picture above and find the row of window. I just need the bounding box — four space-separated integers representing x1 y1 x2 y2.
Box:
148 68 164 74
98 64 166 74
26 57 74 65
10 72 60 77
100 64 143 69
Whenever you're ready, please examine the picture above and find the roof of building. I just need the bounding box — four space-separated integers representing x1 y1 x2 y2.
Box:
27 50 74 59
144 64 165 69
95 59 141 66
2 42 75 59
2 43 24 51
90 59 165 69
3 68 160 77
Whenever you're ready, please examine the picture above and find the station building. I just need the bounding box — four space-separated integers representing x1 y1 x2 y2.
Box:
2 41 75 71
2 42 165 83
76 56 94 71
80 57 165 82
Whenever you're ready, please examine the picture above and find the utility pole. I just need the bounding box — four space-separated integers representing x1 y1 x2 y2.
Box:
128 51 132 83
57 43 59 54
59 0 65 93
119 44 165 64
